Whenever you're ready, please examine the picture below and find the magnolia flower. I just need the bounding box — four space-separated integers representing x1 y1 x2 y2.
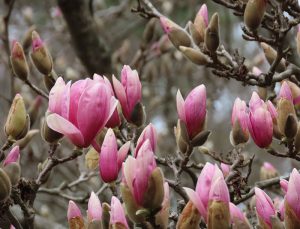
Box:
99 129 130 183
110 196 129 228
67 201 84 227
3 146 20 166
176 85 206 140
134 123 157 157
255 187 276 228
229 203 251 229
87 192 102 222
247 92 273 148
47 77 117 148
112 65 142 123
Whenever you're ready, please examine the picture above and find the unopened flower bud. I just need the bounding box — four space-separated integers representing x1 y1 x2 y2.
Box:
30 31 53 75
143 167 165 210
67 201 84 229
284 114 298 139
130 102 146 127
85 147 99 170
10 41 29 81
244 0 267 30
205 13 219 53
179 46 210 65
294 124 300 153
5 94 29 141
176 201 201 229
261 43 286 72
101 203 111 229
259 162 278 181
0 168 12 202
193 4 208 44
277 98 296 137
160 17 191 49
188 22 202 45
174 119 190 154
190 130 211 147
22 25 36 51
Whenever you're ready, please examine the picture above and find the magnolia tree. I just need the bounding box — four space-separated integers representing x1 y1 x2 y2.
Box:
2 0 300 228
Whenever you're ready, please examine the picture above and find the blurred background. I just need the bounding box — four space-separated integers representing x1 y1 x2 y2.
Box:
0 0 298 227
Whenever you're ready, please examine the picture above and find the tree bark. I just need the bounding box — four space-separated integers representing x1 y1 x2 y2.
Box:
57 0 112 75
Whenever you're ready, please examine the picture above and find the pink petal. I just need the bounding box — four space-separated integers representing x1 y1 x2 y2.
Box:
255 187 275 227
68 201 82 220
46 113 84 147
286 169 300 218
249 91 264 112
3 146 20 166
279 81 293 102
280 179 288 194
229 202 245 223
123 156 137 193
118 141 130 170
176 90 186 123
99 129 118 183
88 192 102 221
197 4 208 27
184 187 207 221
209 176 230 204
48 77 66 115
110 196 129 228
112 75 129 118
134 123 157 157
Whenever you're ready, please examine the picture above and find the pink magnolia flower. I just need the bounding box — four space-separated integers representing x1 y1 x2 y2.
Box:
3 146 20 166
176 85 206 139
32 32 43 52
134 123 157 157
112 65 142 123
285 169 300 220
232 98 248 133
93 74 121 128
247 93 273 148
280 179 288 194
195 4 209 27
278 81 293 102
123 140 156 205
255 187 276 228
67 201 82 221
229 202 250 228
47 77 117 148
99 129 130 183
184 162 216 221
266 100 278 121
262 162 276 172
110 196 129 228
87 192 102 222
209 168 230 204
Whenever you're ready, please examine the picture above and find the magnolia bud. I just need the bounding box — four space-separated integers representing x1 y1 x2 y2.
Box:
277 99 296 137
179 46 210 65
41 116 63 143
85 147 99 170
176 201 201 229
68 201 84 229
284 114 298 139
261 43 286 72
207 201 231 229
28 96 42 127
22 25 36 51
30 31 53 75
143 167 165 210
244 0 267 30
130 102 146 127
10 41 29 81
188 22 202 45
3 162 21 186
191 130 211 147
5 94 29 141
0 168 12 202
230 120 249 146
259 162 278 181
120 184 145 224
174 120 190 154
205 13 219 53
160 17 191 49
